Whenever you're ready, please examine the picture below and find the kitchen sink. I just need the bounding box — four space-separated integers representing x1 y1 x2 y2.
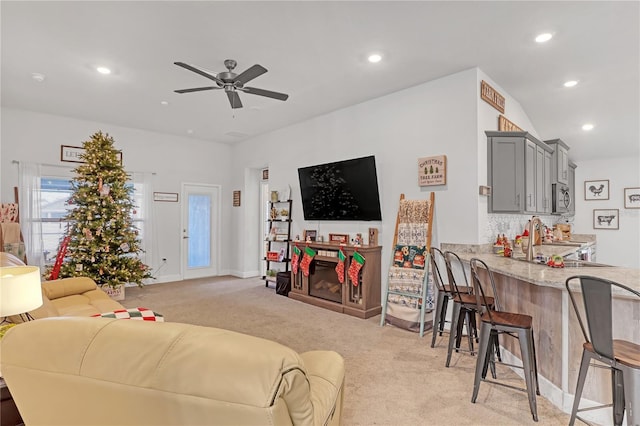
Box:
541 241 584 247
562 260 612 268
509 256 612 268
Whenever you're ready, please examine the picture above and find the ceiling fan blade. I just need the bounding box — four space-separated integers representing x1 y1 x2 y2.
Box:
226 91 243 109
174 62 224 85
234 64 267 85
241 86 289 101
174 86 221 94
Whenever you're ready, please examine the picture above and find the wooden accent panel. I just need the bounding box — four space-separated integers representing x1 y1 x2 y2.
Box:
489 271 563 387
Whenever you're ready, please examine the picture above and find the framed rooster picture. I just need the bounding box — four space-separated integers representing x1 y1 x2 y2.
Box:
584 179 610 200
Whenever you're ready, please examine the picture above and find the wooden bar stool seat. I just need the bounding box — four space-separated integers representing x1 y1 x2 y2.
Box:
566 275 640 426
469 258 540 422
429 247 473 349
444 251 495 366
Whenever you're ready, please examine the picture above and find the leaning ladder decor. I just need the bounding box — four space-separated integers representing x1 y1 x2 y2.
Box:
380 192 435 337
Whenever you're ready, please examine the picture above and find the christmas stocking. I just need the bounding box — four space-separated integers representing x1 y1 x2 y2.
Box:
300 246 316 277
335 249 346 284
348 251 365 286
291 245 301 275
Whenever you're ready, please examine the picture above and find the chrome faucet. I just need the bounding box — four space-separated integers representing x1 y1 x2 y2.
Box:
526 216 544 261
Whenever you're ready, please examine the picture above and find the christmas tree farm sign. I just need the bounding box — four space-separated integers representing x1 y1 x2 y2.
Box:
418 155 447 186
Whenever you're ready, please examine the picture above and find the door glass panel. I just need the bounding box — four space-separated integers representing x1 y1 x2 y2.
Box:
188 194 211 268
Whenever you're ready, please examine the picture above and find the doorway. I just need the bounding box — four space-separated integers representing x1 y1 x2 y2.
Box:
181 183 220 279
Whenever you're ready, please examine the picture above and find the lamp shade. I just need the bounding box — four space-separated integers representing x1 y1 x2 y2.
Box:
0 266 43 317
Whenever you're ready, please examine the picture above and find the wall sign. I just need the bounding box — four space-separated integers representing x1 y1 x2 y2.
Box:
498 115 522 132
480 80 505 113
233 190 241 207
418 155 447 186
61 145 122 164
153 192 178 202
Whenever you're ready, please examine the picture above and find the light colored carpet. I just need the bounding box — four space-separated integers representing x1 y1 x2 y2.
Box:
122 276 570 426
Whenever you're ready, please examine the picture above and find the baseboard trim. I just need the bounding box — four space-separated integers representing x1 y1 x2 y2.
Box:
228 270 261 279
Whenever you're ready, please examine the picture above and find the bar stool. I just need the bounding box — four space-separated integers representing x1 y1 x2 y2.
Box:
469 258 540 422
444 251 488 367
565 275 640 426
429 247 472 348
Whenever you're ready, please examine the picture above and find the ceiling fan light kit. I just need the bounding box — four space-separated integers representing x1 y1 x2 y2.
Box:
174 59 289 109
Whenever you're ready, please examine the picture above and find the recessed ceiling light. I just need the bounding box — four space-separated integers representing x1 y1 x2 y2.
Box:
535 33 553 43
368 54 382 63
582 123 594 131
564 80 578 88
96 66 111 75
160 101 169 106
31 73 45 82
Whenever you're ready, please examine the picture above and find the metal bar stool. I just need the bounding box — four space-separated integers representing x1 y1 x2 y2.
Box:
444 251 488 367
429 247 472 348
565 275 640 426
469 258 540 422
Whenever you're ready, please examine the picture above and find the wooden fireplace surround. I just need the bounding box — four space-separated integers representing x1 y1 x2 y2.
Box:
289 242 381 319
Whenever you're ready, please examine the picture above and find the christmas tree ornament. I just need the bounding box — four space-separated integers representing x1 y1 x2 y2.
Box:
99 183 111 197
300 246 316 277
335 248 346 284
291 245 301 275
120 242 130 252
348 251 365 286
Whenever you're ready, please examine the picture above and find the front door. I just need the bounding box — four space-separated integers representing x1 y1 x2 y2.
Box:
181 183 220 279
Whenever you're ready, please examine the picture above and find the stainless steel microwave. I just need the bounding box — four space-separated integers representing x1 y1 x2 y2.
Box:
552 183 572 214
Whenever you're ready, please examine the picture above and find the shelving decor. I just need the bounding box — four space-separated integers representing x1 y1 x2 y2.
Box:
263 199 292 287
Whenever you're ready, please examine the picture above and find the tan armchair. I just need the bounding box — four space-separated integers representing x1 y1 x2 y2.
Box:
1 317 345 426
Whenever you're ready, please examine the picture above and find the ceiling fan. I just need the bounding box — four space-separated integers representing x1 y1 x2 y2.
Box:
173 59 289 109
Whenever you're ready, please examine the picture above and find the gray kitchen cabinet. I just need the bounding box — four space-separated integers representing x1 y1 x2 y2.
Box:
536 147 553 214
568 160 577 215
486 131 553 214
545 139 570 185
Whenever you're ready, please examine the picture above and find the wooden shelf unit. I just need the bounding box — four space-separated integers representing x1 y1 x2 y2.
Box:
289 242 381 319
262 199 293 287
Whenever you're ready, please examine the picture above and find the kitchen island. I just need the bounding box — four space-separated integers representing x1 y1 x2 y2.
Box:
442 243 639 423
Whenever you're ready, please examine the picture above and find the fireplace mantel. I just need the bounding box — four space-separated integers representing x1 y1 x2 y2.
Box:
289 242 381 319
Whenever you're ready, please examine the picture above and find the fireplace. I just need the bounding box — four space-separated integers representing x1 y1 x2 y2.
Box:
309 260 342 303
288 242 382 319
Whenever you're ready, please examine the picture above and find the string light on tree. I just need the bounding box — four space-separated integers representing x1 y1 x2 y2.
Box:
55 131 152 288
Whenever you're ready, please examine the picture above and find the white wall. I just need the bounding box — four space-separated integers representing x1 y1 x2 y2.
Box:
231 68 481 276
573 157 640 267
0 108 234 281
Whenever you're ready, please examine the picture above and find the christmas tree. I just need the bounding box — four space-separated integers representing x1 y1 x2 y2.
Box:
58 131 152 288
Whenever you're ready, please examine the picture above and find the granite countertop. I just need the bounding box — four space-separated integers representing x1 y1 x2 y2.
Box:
441 238 640 295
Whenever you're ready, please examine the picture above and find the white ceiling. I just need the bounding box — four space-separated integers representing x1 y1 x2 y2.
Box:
2 1 638 161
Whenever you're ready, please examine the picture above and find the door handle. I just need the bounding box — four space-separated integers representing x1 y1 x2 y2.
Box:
183 236 189 239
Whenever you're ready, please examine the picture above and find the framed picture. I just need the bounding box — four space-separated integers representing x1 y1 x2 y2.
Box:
153 192 179 202
61 145 122 164
624 187 640 209
593 209 619 230
584 179 609 200
329 233 349 244
303 229 317 242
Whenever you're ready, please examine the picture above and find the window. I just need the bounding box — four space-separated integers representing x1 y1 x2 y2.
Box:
39 176 148 266
40 177 72 264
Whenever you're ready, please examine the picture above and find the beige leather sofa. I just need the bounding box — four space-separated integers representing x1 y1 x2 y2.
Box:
1 317 345 426
0 252 124 320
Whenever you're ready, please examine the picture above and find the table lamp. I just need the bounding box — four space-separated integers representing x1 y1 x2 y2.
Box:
0 266 43 322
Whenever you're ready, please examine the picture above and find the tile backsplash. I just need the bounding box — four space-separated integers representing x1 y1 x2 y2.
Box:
484 213 574 243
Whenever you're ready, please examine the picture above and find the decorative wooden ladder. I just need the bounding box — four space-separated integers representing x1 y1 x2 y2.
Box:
380 192 435 337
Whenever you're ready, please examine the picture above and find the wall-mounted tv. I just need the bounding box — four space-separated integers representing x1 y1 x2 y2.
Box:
298 155 382 221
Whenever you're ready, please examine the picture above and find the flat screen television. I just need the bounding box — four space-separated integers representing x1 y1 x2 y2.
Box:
298 155 382 221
